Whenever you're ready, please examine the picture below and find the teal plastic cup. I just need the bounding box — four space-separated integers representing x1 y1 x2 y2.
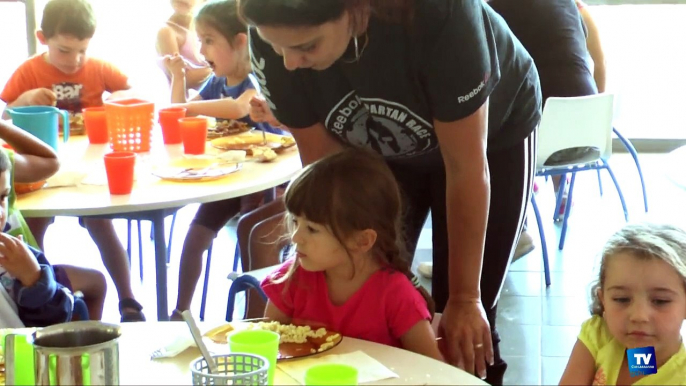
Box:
228 330 280 385
304 363 358 385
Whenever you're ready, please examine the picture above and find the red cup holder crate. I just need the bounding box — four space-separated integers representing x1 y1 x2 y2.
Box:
104 98 155 152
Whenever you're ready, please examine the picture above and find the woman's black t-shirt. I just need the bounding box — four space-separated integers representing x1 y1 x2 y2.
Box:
249 0 541 159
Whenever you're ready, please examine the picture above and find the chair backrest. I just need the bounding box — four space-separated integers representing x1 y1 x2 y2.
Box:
536 93 615 171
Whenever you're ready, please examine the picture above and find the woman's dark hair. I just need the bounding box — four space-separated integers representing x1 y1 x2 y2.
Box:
237 0 414 29
274 147 435 319
195 0 248 44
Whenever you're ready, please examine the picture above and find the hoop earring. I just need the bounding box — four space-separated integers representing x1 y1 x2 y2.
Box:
354 36 360 60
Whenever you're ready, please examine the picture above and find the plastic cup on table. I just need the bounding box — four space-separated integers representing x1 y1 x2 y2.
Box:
103 151 136 195
83 107 109 144
158 107 187 145
178 117 208 155
304 363 358 386
228 330 279 385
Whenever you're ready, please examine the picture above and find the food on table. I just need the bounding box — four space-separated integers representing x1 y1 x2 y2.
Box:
204 320 343 357
252 147 278 162
207 119 252 139
67 113 86 135
14 180 46 195
210 132 296 157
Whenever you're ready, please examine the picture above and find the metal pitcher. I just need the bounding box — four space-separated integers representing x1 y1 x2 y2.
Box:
29 321 121 386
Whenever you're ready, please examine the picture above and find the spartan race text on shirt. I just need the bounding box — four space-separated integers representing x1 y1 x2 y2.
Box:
325 91 436 158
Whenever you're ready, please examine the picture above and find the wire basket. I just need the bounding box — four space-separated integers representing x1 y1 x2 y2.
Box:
190 353 269 385
104 98 154 153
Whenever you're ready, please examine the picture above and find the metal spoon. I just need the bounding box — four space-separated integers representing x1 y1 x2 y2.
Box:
182 310 219 374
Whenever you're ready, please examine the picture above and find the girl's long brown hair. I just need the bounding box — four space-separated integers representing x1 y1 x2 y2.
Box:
275 147 435 319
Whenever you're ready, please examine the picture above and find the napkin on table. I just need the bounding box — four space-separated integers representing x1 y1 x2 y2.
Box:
277 350 399 385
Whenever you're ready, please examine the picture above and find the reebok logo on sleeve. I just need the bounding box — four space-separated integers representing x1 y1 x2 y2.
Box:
457 73 490 104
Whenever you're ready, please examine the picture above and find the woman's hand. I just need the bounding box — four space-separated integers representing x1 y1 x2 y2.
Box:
249 96 283 128
438 297 494 379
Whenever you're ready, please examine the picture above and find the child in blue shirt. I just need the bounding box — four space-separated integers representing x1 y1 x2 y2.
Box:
164 0 287 320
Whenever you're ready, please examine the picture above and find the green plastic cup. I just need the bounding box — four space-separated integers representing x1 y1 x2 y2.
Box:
304 363 358 386
228 330 280 385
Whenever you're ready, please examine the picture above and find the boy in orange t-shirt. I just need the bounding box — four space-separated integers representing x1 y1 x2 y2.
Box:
0 0 145 322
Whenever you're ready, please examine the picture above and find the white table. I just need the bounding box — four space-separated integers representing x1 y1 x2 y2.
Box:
16 135 302 321
120 322 488 385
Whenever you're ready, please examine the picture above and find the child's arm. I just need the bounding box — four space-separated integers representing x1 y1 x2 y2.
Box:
0 120 59 183
166 55 192 104
180 89 256 120
400 320 444 361
156 27 211 90
559 339 596 385
0 234 73 327
264 300 292 324
1 89 58 120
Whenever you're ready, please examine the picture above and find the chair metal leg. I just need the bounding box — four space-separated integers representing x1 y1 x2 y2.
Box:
232 243 241 273
199 243 213 321
613 128 648 212
531 195 550 287
137 220 143 281
605 163 629 222
597 169 603 196
553 174 567 222
166 212 177 264
126 220 132 266
559 173 577 250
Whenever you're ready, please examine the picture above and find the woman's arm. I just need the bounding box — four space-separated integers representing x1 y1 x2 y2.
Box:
288 122 344 166
263 300 292 324
579 7 606 93
0 120 59 183
559 340 596 385
400 321 444 361
434 101 493 376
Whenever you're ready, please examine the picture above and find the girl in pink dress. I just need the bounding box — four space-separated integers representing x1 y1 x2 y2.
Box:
261 149 443 361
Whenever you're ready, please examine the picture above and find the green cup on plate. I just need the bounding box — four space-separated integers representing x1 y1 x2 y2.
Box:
228 330 280 385
304 363 359 386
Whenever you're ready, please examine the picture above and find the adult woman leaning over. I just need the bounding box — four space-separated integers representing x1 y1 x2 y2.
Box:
240 0 541 383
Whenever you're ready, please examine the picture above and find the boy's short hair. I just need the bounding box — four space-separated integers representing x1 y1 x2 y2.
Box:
41 0 96 40
0 150 10 175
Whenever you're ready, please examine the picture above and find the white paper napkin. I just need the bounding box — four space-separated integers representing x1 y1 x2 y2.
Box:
277 351 399 385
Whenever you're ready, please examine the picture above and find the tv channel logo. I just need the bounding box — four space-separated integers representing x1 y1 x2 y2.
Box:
627 346 657 377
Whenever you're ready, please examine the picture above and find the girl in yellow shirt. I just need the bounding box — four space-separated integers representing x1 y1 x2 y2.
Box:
560 223 686 385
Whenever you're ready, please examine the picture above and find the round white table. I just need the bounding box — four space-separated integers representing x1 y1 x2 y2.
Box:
16 136 302 321
120 322 487 385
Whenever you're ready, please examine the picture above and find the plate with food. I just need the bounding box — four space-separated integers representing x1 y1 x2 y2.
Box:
152 157 242 182
207 119 253 139
68 112 86 136
210 132 296 154
204 320 343 361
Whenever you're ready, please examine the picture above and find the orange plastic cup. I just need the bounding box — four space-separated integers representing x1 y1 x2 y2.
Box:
179 117 208 155
103 152 136 195
83 107 109 144
158 107 187 145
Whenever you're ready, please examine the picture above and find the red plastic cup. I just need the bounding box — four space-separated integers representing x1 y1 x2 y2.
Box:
103 151 136 195
83 107 109 144
158 107 187 145
179 117 208 155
